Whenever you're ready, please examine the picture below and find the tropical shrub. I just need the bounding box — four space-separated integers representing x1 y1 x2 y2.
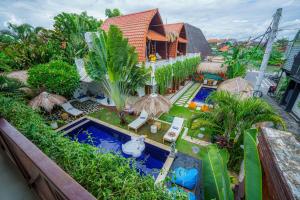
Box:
0 23 62 70
274 76 290 101
190 91 285 171
244 129 262 200
85 26 149 124
0 51 12 72
201 145 233 200
105 8 122 18
0 76 25 99
155 56 200 95
155 64 172 94
202 129 262 200
0 95 182 199
53 12 102 64
28 60 80 97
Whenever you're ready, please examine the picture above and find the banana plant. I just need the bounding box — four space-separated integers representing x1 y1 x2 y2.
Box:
244 129 262 200
202 145 234 200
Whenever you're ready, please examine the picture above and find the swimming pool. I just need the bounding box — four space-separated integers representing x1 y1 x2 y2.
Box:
192 86 216 104
62 118 170 179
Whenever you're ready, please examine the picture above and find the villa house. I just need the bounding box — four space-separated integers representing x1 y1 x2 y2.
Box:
101 9 168 62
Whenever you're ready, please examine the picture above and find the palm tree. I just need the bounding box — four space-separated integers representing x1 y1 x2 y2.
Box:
190 91 285 169
85 25 149 124
191 91 285 142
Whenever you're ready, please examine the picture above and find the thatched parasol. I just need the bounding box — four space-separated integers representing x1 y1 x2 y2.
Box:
29 92 67 112
218 77 253 98
6 70 28 84
197 61 227 74
132 93 171 118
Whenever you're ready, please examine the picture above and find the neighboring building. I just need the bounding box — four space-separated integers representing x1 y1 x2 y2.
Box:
101 9 168 62
164 23 188 58
184 23 211 58
280 30 300 120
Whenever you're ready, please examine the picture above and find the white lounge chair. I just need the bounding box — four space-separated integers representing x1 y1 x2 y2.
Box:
203 79 208 85
212 80 218 86
163 117 184 143
128 110 148 133
61 102 84 117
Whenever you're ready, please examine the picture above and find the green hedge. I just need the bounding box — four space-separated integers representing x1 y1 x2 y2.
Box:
0 95 184 200
155 56 201 95
28 60 80 97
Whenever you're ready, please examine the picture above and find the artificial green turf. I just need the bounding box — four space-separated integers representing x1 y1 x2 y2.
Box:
89 107 206 158
159 105 211 142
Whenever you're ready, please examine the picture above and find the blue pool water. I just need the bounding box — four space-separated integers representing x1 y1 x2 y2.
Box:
192 87 216 103
65 120 169 178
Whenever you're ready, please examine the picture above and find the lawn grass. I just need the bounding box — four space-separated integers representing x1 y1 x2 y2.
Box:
89 107 206 158
159 105 211 142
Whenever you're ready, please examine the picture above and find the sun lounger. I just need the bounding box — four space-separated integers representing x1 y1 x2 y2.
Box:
212 80 218 86
128 110 148 133
163 117 184 143
203 79 208 85
61 102 84 117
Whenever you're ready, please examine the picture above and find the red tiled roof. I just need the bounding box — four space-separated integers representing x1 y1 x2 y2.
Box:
147 30 167 41
164 23 184 35
219 45 229 52
178 37 188 43
101 9 162 62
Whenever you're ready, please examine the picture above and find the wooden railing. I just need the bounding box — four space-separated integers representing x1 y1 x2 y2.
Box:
0 118 96 200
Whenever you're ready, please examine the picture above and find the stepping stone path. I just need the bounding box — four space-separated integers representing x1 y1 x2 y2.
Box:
175 83 200 106
192 146 200 154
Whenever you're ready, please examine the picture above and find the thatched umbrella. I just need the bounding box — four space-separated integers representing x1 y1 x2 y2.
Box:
197 61 227 74
218 77 253 98
29 92 67 112
132 93 171 118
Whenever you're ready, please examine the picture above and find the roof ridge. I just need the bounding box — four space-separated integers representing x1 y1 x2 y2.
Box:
105 8 158 20
164 22 184 26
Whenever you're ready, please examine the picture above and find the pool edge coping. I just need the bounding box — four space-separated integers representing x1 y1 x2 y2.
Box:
58 116 174 184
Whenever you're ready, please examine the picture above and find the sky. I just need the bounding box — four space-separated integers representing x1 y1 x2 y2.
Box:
1 0 300 40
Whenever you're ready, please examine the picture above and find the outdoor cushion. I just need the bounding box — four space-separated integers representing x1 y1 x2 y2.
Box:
168 187 196 200
172 126 179 130
171 167 198 190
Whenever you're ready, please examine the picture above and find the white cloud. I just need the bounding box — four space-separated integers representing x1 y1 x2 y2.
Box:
0 0 299 40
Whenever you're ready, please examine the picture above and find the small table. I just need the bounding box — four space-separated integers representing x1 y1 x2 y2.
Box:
154 121 162 130
150 125 157 134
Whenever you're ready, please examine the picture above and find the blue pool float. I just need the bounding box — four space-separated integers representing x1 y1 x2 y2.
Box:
171 167 198 190
169 187 196 200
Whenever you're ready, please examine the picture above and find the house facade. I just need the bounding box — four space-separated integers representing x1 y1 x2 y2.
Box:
164 23 188 58
101 9 168 62
280 31 300 120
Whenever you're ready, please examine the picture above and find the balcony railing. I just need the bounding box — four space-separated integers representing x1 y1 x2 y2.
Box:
0 118 96 200
144 53 201 69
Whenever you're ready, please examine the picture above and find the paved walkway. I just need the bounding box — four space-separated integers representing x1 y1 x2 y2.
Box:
263 95 300 136
0 150 36 200
175 83 200 107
